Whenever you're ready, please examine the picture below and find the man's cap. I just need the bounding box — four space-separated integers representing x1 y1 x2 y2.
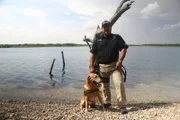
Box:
102 20 111 27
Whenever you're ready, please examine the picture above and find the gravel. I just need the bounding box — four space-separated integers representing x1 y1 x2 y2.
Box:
0 100 179 120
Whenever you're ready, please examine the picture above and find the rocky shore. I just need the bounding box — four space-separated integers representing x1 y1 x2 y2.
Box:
0 100 179 120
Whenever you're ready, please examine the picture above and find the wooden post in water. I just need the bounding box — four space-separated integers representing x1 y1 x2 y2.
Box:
61 51 65 83
49 58 55 77
61 51 65 69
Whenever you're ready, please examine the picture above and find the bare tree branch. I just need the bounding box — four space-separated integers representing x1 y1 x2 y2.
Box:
110 1 134 27
115 0 130 13
83 0 134 46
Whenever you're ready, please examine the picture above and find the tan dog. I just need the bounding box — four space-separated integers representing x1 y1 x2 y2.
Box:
80 73 105 111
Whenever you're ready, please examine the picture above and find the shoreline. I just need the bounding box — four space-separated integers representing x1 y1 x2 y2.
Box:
0 43 180 48
0 100 179 120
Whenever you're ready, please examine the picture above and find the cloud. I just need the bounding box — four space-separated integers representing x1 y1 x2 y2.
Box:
64 12 70 15
0 7 4 15
160 13 168 17
141 2 160 19
23 8 46 25
153 21 180 32
0 25 87 44
60 0 114 17
0 7 17 22
0 0 180 45
0 7 8 17
79 16 91 20
60 0 122 35
56 0 118 38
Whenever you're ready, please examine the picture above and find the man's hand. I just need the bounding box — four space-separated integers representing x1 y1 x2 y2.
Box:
89 66 95 73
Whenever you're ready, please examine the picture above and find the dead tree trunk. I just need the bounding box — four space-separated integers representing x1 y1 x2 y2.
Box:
84 0 134 43
110 0 134 27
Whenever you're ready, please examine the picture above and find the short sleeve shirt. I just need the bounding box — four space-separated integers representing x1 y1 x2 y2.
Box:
90 33 128 64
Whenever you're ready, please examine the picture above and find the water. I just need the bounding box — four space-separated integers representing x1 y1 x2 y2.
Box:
0 46 180 103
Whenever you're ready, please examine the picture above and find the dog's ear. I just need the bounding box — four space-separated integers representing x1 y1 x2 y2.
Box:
86 75 91 83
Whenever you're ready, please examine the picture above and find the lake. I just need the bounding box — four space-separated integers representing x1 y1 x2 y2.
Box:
0 46 180 103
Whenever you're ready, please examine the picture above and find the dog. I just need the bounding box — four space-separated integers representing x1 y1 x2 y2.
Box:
80 73 105 111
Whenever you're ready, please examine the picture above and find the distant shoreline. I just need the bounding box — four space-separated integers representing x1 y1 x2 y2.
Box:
130 44 180 47
0 43 87 48
0 43 180 48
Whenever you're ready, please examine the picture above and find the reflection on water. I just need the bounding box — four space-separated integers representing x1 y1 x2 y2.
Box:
50 77 56 88
0 46 180 102
50 65 66 88
61 69 65 83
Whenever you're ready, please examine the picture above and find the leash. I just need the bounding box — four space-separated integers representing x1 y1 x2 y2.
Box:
121 65 127 82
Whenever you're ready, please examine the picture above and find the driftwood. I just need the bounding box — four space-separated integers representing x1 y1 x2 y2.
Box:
83 0 134 45
83 35 92 49
110 0 134 27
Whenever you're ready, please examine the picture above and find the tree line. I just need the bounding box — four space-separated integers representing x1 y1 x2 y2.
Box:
0 43 180 48
141 44 180 47
129 44 180 47
0 43 87 48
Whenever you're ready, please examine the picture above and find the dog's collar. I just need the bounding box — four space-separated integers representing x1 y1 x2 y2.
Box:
84 88 99 95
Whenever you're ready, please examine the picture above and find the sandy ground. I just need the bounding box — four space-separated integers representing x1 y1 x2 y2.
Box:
0 100 180 120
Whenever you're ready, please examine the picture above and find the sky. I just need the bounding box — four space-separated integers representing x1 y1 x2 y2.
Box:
0 0 180 44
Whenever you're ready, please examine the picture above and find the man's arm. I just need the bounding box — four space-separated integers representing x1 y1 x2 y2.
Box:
89 34 98 73
119 48 127 63
89 53 95 73
116 48 127 70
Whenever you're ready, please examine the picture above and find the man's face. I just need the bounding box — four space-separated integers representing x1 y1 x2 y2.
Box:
101 24 112 36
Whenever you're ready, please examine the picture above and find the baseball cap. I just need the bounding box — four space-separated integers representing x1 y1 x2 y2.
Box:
102 20 111 27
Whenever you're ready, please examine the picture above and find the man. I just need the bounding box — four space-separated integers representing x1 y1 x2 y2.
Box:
89 20 128 114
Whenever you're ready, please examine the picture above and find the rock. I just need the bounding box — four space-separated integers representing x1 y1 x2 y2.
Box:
0 101 180 120
9 113 15 117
